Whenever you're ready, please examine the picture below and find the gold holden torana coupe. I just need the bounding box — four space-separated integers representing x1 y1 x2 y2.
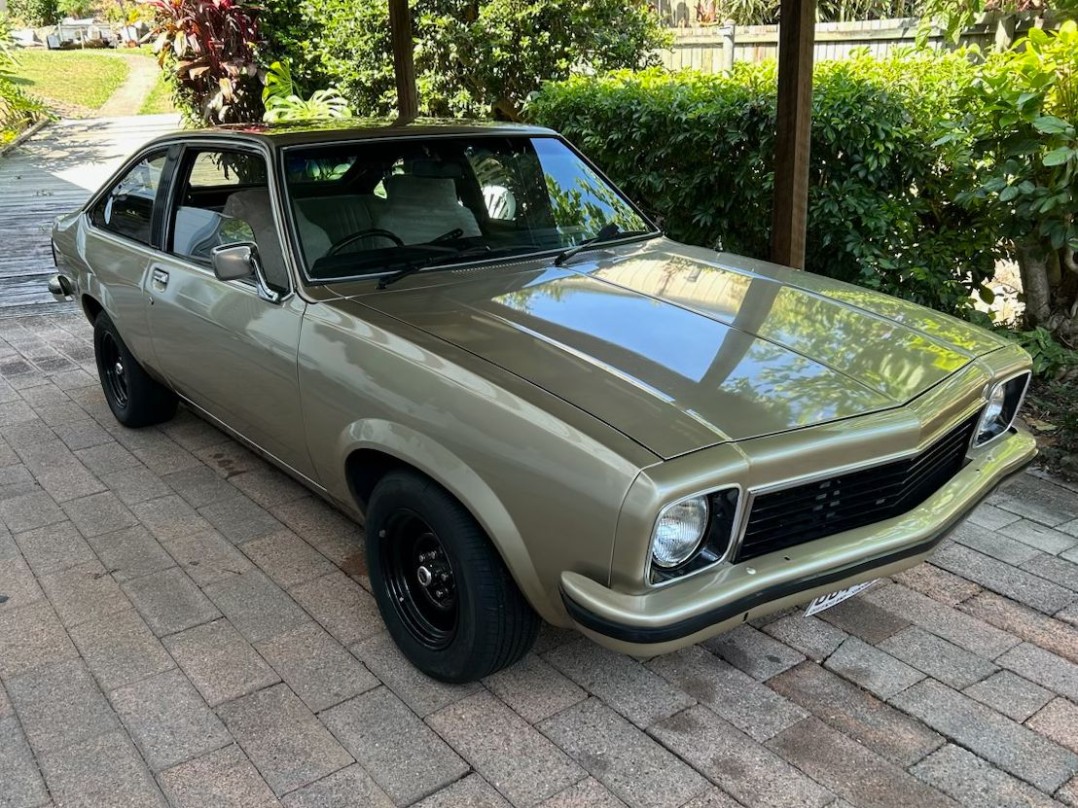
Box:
50 120 1036 682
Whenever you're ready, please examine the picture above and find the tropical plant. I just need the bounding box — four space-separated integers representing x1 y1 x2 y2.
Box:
264 0 669 119
261 60 351 123
1 17 47 146
144 0 263 125
528 51 998 317
0 14 19 73
940 21 1078 343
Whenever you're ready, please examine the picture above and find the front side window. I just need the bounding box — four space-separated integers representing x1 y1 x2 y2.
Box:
168 149 290 293
90 150 168 245
282 135 654 282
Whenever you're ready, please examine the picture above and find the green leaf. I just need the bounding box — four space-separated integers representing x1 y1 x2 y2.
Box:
1043 147 1075 167
1033 116 1073 135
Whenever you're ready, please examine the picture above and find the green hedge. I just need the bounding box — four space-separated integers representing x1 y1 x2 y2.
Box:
527 52 998 318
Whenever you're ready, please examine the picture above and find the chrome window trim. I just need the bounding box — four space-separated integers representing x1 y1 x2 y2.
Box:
645 483 745 590
969 369 1032 450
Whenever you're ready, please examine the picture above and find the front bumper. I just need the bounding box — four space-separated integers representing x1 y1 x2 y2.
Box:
559 428 1036 657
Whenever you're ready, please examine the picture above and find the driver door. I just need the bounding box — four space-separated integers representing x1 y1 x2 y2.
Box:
145 145 317 481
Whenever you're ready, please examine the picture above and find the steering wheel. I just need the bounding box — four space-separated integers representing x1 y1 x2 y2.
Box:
327 228 405 256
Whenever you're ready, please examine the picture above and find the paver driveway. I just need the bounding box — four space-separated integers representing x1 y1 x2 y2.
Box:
0 313 1077 808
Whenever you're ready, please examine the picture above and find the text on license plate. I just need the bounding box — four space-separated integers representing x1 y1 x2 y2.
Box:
804 580 878 616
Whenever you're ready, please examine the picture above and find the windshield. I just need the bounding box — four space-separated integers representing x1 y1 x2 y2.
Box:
281 135 654 282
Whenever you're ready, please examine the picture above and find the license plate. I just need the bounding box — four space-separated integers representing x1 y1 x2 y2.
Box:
804 580 878 616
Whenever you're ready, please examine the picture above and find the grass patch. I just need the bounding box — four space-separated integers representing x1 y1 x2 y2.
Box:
10 50 129 112
139 72 177 115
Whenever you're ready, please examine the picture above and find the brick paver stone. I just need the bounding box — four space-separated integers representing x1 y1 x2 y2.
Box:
815 593 911 644
997 642 1078 702
483 652 587 724
0 715 50 808
892 562 982 606
766 717 958 808
199 495 283 544
83 524 174 583
13 520 95 577
255 621 376 713
7 658 120 754
241 529 334 589
647 705 832 808
217 683 353 797
0 599 78 679
1027 699 1078 755
289 571 383 647
159 529 254 587
109 668 230 772
540 699 709 808
413 774 512 808
877 626 999 689
544 639 695 729
202 569 308 645
68 607 175 692
280 764 394 808
39 559 129 629
0 552 43 609
910 743 1061 808
1002 520 1078 555
428 690 585 806
158 744 279 808
702 624 805 680
760 613 848 661
960 591 1078 665
60 491 138 538
320 686 467 806
37 730 168 808
890 678 1078 792
931 544 1075 615
646 645 807 742
351 631 479 717
823 637 925 699
537 777 628 808
962 670 1055 723
122 567 221 637
768 661 944 767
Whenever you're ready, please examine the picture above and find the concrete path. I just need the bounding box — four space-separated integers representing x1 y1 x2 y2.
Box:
98 55 163 118
0 312 1075 807
0 114 179 313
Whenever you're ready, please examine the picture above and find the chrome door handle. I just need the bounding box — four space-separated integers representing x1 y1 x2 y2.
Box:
151 268 169 290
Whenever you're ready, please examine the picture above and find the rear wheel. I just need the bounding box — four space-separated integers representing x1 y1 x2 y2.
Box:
366 470 539 682
93 312 177 428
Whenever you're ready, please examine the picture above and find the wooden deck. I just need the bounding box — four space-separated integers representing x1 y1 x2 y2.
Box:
0 115 180 314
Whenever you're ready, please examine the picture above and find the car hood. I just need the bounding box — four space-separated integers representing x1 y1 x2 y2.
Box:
340 239 1004 459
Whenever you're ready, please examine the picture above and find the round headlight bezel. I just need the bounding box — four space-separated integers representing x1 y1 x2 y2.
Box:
974 371 1031 447
650 494 710 570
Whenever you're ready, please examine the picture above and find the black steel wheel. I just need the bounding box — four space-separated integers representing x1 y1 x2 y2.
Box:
93 311 177 428
366 470 539 682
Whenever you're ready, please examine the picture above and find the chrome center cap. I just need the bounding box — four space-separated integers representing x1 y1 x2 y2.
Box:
416 565 433 587
114 361 124 378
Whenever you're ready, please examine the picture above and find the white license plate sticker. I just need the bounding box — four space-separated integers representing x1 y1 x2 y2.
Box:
804 580 878 616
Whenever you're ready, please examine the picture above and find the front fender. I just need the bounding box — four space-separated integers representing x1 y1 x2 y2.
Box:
333 418 554 622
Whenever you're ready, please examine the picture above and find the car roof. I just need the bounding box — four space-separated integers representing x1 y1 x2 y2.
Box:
147 117 558 150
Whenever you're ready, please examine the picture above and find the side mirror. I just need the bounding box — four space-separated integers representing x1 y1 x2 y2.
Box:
211 243 258 282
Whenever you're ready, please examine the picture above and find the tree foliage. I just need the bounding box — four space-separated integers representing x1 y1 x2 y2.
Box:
262 0 669 119
940 21 1078 342
527 51 998 318
6 0 59 26
146 0 263 125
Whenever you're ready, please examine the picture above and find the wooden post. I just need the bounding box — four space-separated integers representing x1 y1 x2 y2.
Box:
770 0 815 269
719 21 736 74
389 0 419 121
994 12 1016 50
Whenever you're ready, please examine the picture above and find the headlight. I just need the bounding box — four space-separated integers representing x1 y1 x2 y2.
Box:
974 372 1030 446
651 496 709 568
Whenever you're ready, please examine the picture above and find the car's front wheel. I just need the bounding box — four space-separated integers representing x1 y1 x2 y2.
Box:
93 312 177 428
366 470 539 682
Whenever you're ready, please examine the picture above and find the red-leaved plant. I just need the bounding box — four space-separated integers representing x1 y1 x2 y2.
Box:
144 0 263 124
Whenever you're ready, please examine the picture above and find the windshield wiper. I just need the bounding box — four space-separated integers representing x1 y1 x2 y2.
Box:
377 245 494 289
553 224 653 267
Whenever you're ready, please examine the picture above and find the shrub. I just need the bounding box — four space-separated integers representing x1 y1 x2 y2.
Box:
7 0 59 26
527 51 999 317
145 0 263 125
262 60 351 123
266 0 669 119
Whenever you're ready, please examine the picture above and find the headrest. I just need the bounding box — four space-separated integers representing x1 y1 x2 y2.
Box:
384 175 459 206
409 159 463 179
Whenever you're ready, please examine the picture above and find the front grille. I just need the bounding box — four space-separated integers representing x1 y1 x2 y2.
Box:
736 414 979 562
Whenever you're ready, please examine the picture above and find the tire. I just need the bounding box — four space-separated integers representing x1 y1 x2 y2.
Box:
93 312 177 428
366 470 539 682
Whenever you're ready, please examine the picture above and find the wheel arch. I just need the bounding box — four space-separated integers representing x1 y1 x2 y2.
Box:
340 419 556 621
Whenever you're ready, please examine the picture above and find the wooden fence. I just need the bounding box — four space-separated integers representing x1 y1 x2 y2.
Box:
656 15 1017 71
